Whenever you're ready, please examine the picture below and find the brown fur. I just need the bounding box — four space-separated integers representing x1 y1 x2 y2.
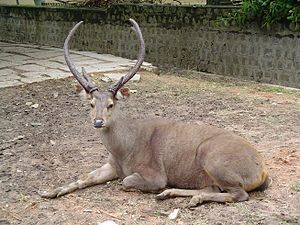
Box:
40 88 270 207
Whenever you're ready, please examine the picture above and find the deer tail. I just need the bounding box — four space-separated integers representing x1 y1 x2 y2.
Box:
255 174 272 191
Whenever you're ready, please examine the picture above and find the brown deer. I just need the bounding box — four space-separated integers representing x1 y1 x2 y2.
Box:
40 19 271 207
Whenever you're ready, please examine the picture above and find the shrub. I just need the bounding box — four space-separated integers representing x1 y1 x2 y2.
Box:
222 0 300 29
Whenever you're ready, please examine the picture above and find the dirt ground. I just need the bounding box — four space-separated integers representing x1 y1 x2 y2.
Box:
0 70 299 225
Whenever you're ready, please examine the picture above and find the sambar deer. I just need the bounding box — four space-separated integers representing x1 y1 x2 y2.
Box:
40 19 271 207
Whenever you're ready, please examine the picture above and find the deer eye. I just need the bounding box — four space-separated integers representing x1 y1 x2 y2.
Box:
90 103 95 108
107 103 114 109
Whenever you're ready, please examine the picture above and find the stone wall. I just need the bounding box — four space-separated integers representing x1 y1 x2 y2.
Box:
0 4 299 88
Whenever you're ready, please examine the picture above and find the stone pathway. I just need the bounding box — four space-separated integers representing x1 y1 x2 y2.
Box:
0 41 155 88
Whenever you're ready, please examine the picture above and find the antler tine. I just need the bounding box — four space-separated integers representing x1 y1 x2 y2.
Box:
108 18 145 94
64 21 98 94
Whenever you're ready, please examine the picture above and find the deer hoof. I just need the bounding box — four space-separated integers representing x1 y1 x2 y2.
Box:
156 189 173 200
155 193 167 200
187 195 203 208
38 190 58 198
38 187 63 198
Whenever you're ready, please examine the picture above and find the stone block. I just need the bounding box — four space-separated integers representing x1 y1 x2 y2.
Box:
30 60 69 72
44 69 71 79
19 71 52 84
103 73 140 82
285 60 294 70
0 53 14 58
275 49 282 58
0 69 20 81
5 54 32 64
51 56 66 63
24 51 63 59
264 48 273 58
0 41 11 47
0 80 24 88
0 61 19 68
77 52 116 62
81 64 127 73
295 73 300 83
15 64 46 72
279 73 292 82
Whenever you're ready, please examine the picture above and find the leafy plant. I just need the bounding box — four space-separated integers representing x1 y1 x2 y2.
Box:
221 0 300 29
287 6 300 24
66 0 166 7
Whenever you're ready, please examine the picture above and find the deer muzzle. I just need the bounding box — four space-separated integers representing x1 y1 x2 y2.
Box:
94 119 104 128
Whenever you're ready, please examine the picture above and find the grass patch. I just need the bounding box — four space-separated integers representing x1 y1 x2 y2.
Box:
290 181 300 192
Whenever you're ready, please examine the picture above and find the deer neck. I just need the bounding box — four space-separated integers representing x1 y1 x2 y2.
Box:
99 106 136 160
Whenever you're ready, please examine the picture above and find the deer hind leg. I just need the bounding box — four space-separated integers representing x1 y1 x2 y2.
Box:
39 163 118 198
185 160 250 207
122 172 167 193
188 186 249 208
156 185 220 200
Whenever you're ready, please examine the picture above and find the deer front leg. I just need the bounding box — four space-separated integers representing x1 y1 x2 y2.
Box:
39 163 118 198
122 172 167 192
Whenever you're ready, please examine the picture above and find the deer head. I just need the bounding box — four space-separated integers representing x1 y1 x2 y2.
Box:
64 19 145 128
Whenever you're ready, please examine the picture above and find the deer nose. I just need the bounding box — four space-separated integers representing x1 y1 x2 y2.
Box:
94 119 104 128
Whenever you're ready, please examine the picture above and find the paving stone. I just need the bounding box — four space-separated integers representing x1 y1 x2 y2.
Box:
118 61 157 72
31 59 69 71
0 61 19 69
44 69 71 79
72 55 99 62
51 55 88 64
13 43 41 48
0 53 14 58
0 80 24 88
0 74 20 81
23 51 63 59
77 51 114 62
51 56 66 63
74 59 107 66
0 68 17 75
82 53 132 63
20 72 52 83
83 64 129 73
141 62 153 67
0 42 151 89
37 46 64 52
0 69 20 81
0 41 11 47
15 64 47 72
4 54 32 64
3 46 36 54
103 72 140 82
21 71 49 78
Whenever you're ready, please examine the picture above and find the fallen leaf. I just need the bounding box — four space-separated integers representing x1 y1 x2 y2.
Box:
97 220 118 225
168 208 180 220
31 122 42 127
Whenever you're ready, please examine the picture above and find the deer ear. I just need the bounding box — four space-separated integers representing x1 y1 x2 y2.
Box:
116 87 130 100
75 84 92 101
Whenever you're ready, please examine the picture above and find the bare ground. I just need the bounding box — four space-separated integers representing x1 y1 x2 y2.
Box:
0 70 299 225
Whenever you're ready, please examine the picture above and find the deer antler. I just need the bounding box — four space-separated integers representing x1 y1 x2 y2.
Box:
108 19 145 95
64 21 98 94
64 19 145 95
